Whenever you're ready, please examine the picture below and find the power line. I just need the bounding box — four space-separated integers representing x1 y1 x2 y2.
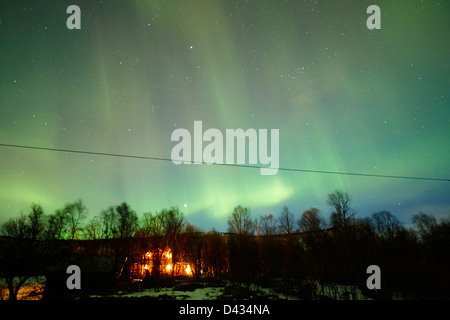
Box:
0 143 448 182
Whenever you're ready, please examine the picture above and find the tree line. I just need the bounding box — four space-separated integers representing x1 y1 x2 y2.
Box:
1 190 449 300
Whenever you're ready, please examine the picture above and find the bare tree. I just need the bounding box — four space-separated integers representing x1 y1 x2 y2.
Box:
1 213 28 239
27 204 46 239
137 208 184 277
100 206 116 240
160 207 184 241
412 212 437 242
227 205 255 235
160 207 185 272
115 202 139 240
180 224 204 279
259 214 279 236
278 206 296 235
83 215 102 240
327 190 354 228
139 211 165 277
0 204 48 300
140 207 184 240
298 207 326 232
227 206 259 286
46 209 68 240
204 231 228 279
109 202 139 278
64 199 87 240
140 211 164 237
371 211 401 239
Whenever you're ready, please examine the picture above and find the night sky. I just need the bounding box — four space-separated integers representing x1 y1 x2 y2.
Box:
1 0 449 232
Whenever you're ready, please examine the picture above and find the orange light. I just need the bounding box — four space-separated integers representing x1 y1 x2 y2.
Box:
185 265 191 275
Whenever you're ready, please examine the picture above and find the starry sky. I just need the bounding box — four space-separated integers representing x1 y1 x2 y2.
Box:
1 0 449 232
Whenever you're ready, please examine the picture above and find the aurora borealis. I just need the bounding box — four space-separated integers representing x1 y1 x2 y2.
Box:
0 0 449 231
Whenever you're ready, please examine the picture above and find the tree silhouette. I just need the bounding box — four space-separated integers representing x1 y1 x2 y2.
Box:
327 190 354 228
64 199 88 240
371 210 401 239
203 231 228 280
0 204 52 300
1 194 449 300
278 206 296 235
412 212 437 242
227 206 258 287
113 202 139 277
258 214 278 236
180 224 204 279
46 209 68 240
83 215 102 240
411 212 450 297
135 207 184 278
227 205 255 235
115 202 139 240
160 207 185 276
298 207 326 233
99 206 117 240
138 211 165 278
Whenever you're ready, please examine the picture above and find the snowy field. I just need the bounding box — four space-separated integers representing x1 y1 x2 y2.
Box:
87 282 369 300
97 286 226 300
0 277 371 300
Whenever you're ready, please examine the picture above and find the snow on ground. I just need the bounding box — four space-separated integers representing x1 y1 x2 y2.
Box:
88 282 370 300
91 286 225 300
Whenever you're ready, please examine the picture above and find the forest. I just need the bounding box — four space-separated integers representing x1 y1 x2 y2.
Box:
0 190 449 300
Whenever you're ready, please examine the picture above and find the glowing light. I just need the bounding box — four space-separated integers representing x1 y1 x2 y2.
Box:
185 264 191 275
133 248 196 278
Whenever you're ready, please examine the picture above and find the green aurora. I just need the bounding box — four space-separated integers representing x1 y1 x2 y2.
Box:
0 0 449 231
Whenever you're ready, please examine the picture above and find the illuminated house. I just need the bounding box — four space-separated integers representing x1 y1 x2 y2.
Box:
130 248 192 279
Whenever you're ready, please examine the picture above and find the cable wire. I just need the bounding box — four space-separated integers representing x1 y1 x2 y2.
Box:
0 143 448 182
